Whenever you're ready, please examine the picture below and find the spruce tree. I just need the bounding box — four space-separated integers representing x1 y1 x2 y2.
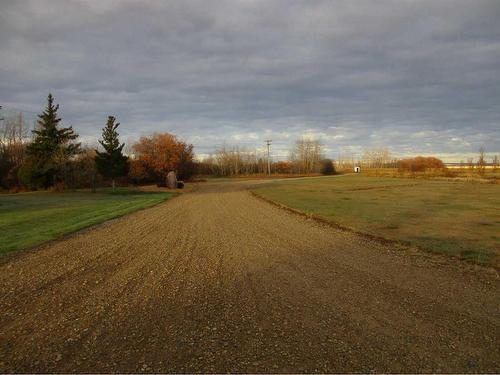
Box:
26 93 80 188
95 116 129 191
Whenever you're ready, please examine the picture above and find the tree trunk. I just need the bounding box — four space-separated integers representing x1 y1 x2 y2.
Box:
112 179 115 192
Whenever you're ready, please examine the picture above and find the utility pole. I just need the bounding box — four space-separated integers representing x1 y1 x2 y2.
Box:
265 139 272 176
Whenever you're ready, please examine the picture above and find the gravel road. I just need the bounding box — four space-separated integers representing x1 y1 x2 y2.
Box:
1 180 499 373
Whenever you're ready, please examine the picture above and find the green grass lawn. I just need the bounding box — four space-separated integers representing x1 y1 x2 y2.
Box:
0 188 175 256
251 175 500 265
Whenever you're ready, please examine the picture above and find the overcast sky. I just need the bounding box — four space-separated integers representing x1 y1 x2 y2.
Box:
1 0 499 161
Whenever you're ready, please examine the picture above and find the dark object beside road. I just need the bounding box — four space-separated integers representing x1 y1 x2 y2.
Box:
177 181 184 189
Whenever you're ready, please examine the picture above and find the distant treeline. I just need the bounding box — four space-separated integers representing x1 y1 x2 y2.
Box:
198 145 498 177
198 139 335 177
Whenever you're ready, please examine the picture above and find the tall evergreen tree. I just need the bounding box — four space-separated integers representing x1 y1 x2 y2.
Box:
95 116 129 191
26 93 80 188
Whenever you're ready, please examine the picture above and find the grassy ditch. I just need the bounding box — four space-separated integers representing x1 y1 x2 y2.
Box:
0 188 175 255
251 175 500 266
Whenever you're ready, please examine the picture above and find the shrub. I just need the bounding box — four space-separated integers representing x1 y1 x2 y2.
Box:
128 159 149 185
320 159 336 175
275 161 292 174
398 156 444 172
68 149 101 189
0 152 13 188
17 158 37 189
0 141 28 189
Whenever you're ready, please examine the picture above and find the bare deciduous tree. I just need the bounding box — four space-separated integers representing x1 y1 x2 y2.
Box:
362 147 393 168
467 157 474 170
208 145 267 176
477 146 486 176
290 137 323 174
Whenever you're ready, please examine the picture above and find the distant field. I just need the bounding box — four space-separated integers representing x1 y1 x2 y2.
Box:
344 167 500 182
251 175 500 265
0 189 175 256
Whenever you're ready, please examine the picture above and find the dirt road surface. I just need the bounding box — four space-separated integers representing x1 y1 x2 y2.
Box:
1 180 499 373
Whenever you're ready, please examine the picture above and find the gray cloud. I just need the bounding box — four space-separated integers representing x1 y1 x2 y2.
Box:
1 0 499 160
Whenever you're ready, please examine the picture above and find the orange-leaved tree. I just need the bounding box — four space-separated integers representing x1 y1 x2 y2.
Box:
274 161 292 174
398 156 444 172
132 133 194 186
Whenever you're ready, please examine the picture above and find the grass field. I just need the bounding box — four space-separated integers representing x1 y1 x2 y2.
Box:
0 188 175 256
251 175 500 265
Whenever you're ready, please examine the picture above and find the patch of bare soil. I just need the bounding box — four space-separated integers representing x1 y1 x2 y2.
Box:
0 180 499 373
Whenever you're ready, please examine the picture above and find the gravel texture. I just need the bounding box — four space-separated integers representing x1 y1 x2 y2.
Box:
0 180 499 373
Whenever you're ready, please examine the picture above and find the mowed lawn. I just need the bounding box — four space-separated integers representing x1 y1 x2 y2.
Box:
0 189 175 256
252 175 500 265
